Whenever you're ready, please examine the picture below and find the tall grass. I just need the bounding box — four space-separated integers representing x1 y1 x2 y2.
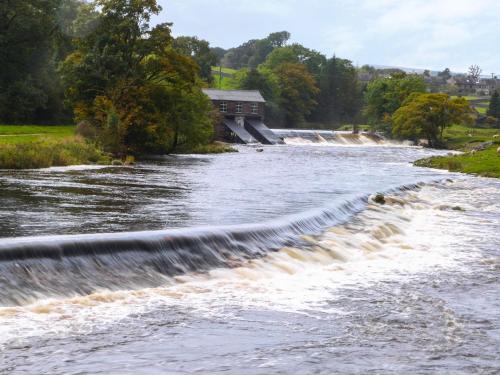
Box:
0 136 110 169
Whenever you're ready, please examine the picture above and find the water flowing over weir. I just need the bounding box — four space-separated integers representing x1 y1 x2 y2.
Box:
0 195 371 306
1 142 500 374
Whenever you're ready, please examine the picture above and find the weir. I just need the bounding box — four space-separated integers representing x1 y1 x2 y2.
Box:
0 196 369 307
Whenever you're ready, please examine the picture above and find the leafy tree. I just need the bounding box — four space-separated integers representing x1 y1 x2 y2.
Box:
174 36 218 83
235 68 282 125
263 44 326 75
487 90 500 119
221 31 291 69
438 68 452 81
0 0 76 123
312 56 362 125
210 47 226 63
61 0 213 155
392 93 473 146
274 63 319 127
364 73 427 132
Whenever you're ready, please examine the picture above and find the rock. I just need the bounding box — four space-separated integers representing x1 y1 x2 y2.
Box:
472 141 493 151
256 148 264 152
373 193 386 205
111 159 123 166
452 206 464 211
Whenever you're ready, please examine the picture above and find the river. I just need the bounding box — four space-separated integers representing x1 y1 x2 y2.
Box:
0 136 499 374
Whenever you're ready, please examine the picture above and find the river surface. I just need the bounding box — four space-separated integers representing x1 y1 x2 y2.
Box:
0 138 499 374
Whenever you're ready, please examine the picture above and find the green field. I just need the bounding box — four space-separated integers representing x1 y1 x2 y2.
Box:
415 124 500 178
442 124 499 150
0 125 75 144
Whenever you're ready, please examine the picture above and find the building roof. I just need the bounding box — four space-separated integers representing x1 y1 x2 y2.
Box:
202 89 266 103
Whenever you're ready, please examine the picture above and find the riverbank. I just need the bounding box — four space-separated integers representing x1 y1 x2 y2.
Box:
414 125 500 178
0 125 236 169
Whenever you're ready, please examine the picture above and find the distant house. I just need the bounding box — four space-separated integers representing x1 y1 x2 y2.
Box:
453 76 476 94
203 89 282 145
476 78 500 96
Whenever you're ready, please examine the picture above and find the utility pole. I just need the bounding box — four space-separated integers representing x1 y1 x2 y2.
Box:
219 65 222 89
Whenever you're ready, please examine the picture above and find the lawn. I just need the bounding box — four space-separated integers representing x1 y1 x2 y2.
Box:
0 125 75 144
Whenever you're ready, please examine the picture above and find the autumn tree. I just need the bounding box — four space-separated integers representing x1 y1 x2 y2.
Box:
392 93 473 146
61 0 213 155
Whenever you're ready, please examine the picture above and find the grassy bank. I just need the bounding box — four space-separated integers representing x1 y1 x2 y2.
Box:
414 145 500 178
0 125 75 144
0 136 110 169
0 125 236 169
0 125 110 169
414 124 500 178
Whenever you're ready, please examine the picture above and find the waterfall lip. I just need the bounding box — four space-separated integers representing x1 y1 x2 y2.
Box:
0 179 432 262
0 194 369 261
0 180 442 307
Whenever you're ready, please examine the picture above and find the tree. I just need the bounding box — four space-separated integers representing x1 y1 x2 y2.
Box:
438 68 452 81
61 0 213 155
263 44 326 75
392 93 473 146
221 31 291 69
312 56 362 125
0 0 79 124
273 63 319 127
487 90 500 119
363 73 427 132
468 65 482 83
174 36 218 83
235 68 282 125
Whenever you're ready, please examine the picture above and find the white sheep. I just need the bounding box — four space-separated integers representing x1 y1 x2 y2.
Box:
497 147 500 154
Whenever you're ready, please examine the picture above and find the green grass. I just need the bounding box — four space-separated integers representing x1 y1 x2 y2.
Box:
442 124 499 150
0 125 75 144
415 124 500 178
414 145 500 178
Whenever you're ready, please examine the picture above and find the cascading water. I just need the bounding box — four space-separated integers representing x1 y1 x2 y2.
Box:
0 142 499 374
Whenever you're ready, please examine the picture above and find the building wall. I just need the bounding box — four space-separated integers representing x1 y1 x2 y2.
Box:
211 100 264 119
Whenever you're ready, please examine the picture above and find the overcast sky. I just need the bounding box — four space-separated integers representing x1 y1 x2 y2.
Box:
155 0 500 74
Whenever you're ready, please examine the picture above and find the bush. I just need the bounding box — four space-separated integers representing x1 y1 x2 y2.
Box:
0 137 110 169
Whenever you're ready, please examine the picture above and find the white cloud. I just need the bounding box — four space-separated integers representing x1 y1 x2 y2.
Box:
156 0 500 73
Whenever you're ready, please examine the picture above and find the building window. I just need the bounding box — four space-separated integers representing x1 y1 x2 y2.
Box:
236 102 243 114
251 103 259 114
220 101 227 113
